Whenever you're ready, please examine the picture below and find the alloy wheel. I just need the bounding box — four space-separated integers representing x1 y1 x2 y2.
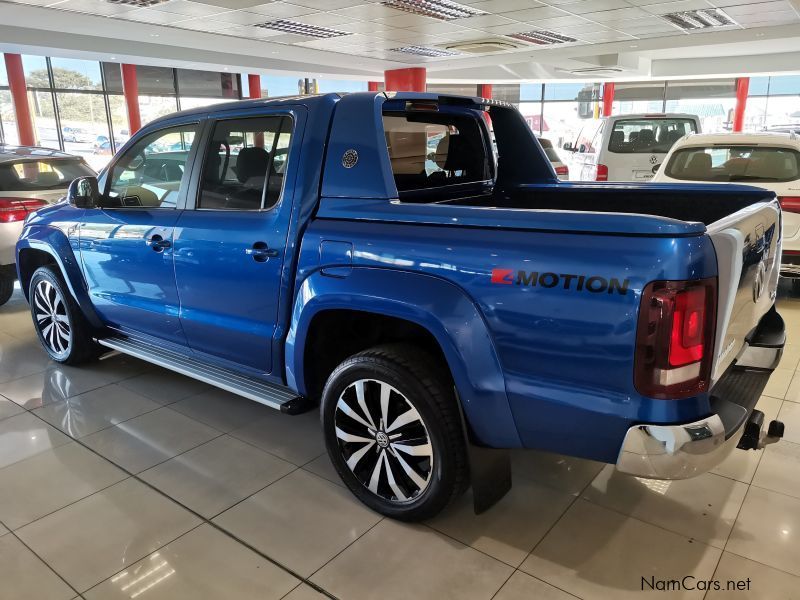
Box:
334 378 433 503
33 279 71 358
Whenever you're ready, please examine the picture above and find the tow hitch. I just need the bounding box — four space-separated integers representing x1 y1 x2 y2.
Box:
737 409 785 450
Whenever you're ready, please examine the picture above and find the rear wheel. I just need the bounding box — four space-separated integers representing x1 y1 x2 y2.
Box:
321 344 468 521
0 276 13 306
29 267 100 364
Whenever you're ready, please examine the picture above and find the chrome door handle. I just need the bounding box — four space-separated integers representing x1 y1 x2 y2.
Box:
246 243 279 262
146 235 171 251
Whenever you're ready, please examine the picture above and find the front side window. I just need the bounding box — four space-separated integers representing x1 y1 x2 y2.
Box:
383 112 491 192
665 145 800 182
0 159 93 191
105 124 198 208
608 118 697 154
198 116 292 210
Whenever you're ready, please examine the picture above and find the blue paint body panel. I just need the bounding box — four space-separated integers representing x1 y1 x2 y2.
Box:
15 91 775 465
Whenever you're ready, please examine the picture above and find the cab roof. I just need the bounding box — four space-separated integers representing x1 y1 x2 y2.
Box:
673 131 800 148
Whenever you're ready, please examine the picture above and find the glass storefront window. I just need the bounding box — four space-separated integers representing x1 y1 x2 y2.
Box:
138 95 179 126
177 69 239 98
518 102 544 135
0 89 18 145
22 55 47 80
50 58 102 90
179 97 232 111
29 90 59 148
56 91 111 171
542 101 586 150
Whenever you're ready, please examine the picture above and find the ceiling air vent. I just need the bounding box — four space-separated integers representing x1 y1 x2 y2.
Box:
442 39 523 53
391 46 461 57
254 20 351 38
508 30 578 45
560 66 626 76
661 8 736 30
382 0 486 20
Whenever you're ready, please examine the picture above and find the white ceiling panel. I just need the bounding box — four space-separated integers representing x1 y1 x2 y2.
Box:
723 0 795 15
241 1 314 17
582 6 651 21
497 6 571 20
191 0 267 9
523 15 593 28
293 12 354 27
150 0 228 15
286 0 365 9
458 13 517 27
640 0 715 15
466 0 547 12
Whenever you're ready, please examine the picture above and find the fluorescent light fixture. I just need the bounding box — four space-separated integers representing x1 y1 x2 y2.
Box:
106 0 169 6
391 46 461 56
508 30 578 45
254 19 351 38
382 0 486 20
661 8 736 30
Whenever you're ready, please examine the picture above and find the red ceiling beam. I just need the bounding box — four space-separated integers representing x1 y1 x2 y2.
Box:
3 53 36 147
248 74 262 98
384 68 426 92
368 81 380 92
732 77 749 132
121 64 142 135
478 84 492 99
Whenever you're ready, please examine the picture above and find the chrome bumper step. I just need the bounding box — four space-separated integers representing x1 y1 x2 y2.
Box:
97 335 308 414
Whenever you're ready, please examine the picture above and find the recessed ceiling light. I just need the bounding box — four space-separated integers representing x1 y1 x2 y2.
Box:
254 19 351 38
382 0 486 21
150 33 159 37
391 45 461 57
661 8 736 30
508 30 578 45
629 44 638 48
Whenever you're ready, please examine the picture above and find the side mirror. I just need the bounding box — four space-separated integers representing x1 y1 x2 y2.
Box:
67 176 99 209
562 143 573 151
578 144 587 153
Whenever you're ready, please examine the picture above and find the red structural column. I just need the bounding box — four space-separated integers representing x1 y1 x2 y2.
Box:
121 64 142 135
733 77 749 132
3 53 36 146
368 81 380 92
478 84 492 99
602 82 615 117
384 68 426 92
248 74 262 98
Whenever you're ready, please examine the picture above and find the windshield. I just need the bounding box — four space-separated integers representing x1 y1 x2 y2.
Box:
665 145 800 182
0 159 94 191
608 118 697 154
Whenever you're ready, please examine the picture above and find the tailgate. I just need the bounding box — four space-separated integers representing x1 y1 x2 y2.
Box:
709 198 782 383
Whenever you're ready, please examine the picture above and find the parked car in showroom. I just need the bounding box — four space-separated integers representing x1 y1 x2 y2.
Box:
564 113 701 181
537 135 569 179
16 92 785 520
0 145 94 305
653 132 800 292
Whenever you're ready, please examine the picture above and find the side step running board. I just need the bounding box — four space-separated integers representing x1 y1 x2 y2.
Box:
97 336 309 415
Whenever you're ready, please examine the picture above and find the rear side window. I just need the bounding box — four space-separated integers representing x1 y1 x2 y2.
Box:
608 118 697 154
383 112 491 192
0 159 93 191
665 146 800 182
198 116 292 211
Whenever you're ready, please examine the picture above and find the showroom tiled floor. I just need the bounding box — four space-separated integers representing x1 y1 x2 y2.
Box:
0 284 799 600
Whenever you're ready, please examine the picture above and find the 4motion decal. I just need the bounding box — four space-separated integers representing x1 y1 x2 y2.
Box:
491 269 630 295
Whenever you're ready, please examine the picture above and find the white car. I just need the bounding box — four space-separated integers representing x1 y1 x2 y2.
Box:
653 132 800 290
537 136 569 179
0 145 95 305
564 113 701 182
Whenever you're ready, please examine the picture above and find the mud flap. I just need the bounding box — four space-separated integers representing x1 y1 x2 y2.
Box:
454 389 512 514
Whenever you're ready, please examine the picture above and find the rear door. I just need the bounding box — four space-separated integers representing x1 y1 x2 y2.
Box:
605 116 698 181
172 110 300 373
79 120 200 345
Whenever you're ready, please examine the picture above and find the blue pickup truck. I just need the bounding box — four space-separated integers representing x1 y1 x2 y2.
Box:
16 92 786 520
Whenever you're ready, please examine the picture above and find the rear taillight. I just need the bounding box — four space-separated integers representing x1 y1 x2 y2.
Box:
555 164 569 178
596 164 608 181
634 278 717 399
779 196 800 214
0 198 47 223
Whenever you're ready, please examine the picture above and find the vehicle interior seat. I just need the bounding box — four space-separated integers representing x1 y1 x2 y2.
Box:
684 152 713 179
634 129 656 151
227 146 270 209
609 131 625 152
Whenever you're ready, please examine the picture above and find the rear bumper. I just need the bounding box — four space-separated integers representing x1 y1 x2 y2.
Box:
616 308 785 480
781 252 800 278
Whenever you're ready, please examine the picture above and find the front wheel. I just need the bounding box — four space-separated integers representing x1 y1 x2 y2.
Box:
29 267 101 364
321 344 468 521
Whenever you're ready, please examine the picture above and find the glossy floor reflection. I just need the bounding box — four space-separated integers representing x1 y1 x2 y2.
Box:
1 283 800 599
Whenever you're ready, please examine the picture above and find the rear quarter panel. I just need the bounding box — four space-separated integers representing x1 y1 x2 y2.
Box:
294 215 718 462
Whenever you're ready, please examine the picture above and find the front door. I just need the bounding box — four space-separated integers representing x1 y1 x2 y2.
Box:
79 121 201 345
173 112 297 373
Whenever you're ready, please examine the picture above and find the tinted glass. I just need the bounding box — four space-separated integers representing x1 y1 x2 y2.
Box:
383 112 491 192
608 118 697 154
665 146 800 182
0 159 94 191
106 124 197 208
198 116 292 211
176 69 239 98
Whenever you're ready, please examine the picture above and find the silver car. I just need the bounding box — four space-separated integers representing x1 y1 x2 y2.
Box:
0 145 95 305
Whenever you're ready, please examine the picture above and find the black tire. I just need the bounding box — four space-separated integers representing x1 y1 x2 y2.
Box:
321 344 468 521
792 278 800 297
0 276 13 306
28 266 101 364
